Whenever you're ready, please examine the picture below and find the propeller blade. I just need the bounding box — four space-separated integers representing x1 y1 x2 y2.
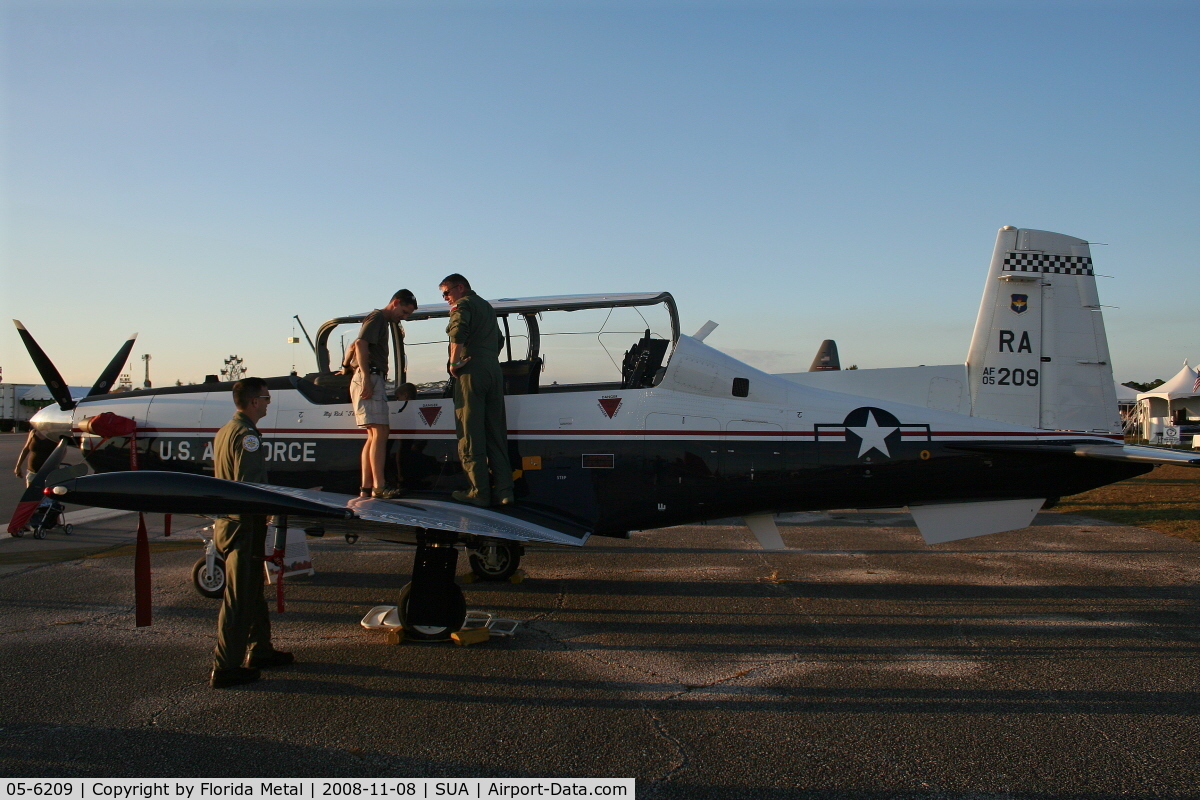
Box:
7 439 70 534
88 333 137 397
12 321 74 410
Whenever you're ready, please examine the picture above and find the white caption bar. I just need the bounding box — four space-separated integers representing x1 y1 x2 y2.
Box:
1 780 635 800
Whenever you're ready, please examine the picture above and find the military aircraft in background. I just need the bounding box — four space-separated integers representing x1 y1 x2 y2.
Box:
9 226 1198 640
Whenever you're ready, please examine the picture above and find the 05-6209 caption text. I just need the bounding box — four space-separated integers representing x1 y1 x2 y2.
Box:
2 781 633 800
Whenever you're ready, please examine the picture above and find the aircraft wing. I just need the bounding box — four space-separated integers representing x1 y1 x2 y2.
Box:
949 441 1200 467
48 471 590 547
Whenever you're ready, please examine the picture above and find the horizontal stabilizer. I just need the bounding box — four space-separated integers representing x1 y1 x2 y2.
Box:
1073 443 1200 466
909 498 1045 544
948 441 1200 467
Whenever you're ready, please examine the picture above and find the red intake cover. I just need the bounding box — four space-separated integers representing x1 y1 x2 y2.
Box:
80 412 137 437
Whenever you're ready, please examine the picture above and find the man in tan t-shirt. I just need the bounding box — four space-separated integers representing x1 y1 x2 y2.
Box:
347 289 417 497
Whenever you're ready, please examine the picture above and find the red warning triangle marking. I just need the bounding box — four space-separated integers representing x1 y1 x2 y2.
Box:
598 398 622 419
418 406 443 427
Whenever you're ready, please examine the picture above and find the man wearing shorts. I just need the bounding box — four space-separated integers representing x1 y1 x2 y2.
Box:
348 289 417 497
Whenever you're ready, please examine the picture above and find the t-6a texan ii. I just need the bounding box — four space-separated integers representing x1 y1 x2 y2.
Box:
10 227 1196 639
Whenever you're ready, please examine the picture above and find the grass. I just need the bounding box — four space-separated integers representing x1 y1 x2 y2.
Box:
1053 464 1200 542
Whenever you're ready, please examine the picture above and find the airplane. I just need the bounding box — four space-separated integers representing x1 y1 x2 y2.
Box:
8 226 1199 641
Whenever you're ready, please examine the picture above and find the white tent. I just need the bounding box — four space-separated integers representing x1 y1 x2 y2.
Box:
1135 361 1200 444
18 385 92 404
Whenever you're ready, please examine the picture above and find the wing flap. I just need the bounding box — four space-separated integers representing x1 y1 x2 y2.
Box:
261 486 589 546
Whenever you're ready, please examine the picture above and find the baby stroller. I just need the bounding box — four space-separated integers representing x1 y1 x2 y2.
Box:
13 496 73 540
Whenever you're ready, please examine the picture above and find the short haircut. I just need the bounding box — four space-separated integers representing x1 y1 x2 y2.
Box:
392 288 417 309
232 377 268 409
439 273 470 292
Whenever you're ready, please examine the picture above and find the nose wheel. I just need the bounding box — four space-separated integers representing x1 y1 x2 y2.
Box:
192 555 226 599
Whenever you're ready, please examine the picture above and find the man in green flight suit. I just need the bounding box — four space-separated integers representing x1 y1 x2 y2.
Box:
209 377 293 689
440 274 514 507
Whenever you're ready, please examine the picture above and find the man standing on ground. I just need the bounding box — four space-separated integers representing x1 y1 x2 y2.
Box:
13 429 58 486
440 274 514 507
210 377 292 689
346 289 418 498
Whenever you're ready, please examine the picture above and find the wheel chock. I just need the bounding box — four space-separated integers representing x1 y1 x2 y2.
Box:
451 628 490 646
360 605 402 630
386 629 404 645
459 573 478 584
462 610 521 638
509 569 526 584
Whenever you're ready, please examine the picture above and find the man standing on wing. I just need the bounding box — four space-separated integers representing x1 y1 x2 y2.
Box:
440 274 514 507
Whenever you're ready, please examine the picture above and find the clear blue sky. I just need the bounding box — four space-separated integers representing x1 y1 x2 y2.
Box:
2 0 1197 388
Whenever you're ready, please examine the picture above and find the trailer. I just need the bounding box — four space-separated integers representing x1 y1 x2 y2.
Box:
0 384 62 432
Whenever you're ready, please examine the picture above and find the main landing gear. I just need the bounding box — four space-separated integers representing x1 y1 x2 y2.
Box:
397 537 524 641
398 536 467 641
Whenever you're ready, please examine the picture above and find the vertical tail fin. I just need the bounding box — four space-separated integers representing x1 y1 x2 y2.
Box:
808 340 840 371
966 227 1119 434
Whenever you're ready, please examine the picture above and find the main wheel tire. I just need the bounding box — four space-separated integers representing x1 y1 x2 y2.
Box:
397 582 466 642
468 543 521 581
192 556 226 599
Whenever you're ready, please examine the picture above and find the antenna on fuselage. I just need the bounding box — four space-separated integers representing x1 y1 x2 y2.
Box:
292 315 317 356
693 321 718 341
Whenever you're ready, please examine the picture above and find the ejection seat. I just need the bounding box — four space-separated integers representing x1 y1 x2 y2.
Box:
621 330 669 389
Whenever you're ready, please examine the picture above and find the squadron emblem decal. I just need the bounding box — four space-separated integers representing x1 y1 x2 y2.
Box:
598 397 622 419
418 405 443 427
242 435 260 452
1010 294 1028 314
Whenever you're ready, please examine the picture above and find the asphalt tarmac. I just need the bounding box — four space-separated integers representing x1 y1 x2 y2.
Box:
2 434 1200 797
